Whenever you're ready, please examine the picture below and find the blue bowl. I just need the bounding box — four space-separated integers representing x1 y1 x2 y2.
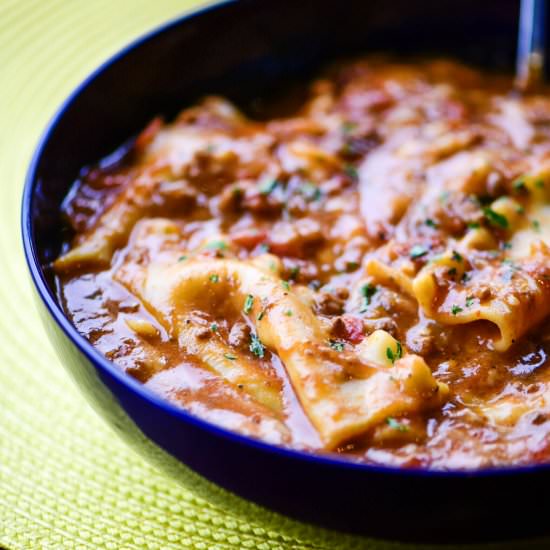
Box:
21 0 550 542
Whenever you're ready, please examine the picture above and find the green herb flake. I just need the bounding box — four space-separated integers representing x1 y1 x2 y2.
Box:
284 309 293 317
451 250 463 262
258 243 270 253
439 191 450 204
281 280 290 291
386 342 402 364
425 218 438 228
329 340 345 352
360 283 377 310
344 164 359 180
258 178 280 195
209 274 219 283
533 219 541 232
447 267 457 277
483 207 509 229
206 240 228 251
451 304 463 315
342 121 358 134
211 323 218 333
467 222 480 229
300 182 322 201
177 255 187 262
386 417 409 432
289 266 300 280
465 296 474 308
410 245 428 259
513 179 527 192
224 353 237 361
396 341 403 360
516 205 525 215
257 309 266 321
249 334 265 358
243 294 254 314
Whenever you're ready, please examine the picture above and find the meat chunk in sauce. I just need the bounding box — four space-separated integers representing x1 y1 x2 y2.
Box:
55 58 550 469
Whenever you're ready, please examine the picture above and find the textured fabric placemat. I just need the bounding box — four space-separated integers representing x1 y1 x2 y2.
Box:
0 1 549 548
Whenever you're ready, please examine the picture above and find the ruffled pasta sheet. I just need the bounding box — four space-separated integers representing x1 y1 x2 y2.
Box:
54 98 274 273
367 194 550 352
114 219 448 449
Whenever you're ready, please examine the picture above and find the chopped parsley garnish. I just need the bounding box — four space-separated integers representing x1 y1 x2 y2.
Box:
300 182 322 201
536 179 545 189
224 353 237 361
344 164 359 180
249 334 265 358
209 274 219 283
386 417 409 432
257 310 266 321
467 222 480 229
258 178 280 195
243 294 254 314
258 243 270 253
483 207 509 229
502 241 512 250
410 245 428 259
386 342 403 364
289 266 300 280
533 219 541 232
341 121 358 134
206 240 228 251
461 272 471 283
396 341 403 360
360 283 377 312
329 340 345 352
211 323 218 332
281 280 290 291
513 179 527 192
425 218 438 228
284 309 293 316
447 267 457 277
451 250 463 262
451 304 463 315
178 255 187 262
465 296 474 308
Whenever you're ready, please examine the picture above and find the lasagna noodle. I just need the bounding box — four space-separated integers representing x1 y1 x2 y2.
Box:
114 223 448 449
412 244 550 351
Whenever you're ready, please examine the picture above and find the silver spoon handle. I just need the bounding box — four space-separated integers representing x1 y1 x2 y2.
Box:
516 0 547 90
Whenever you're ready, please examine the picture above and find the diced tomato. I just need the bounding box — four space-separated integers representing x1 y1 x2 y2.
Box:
341 315 365 344
230 229 267 250
134 117 163 152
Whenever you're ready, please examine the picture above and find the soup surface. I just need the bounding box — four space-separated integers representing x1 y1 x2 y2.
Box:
55 58 550 469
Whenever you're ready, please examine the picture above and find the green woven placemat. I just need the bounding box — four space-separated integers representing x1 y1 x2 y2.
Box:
1 1 549 548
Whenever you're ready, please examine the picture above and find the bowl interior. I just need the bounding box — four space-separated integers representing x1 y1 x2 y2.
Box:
30 0 528 273
22 0 550 542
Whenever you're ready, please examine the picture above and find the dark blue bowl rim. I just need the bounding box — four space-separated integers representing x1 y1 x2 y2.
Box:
20 0 550 481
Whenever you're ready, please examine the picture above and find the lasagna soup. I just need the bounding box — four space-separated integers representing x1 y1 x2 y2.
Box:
55 58 550 469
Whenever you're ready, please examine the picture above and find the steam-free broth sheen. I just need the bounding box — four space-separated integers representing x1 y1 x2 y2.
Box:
55 58 550 469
